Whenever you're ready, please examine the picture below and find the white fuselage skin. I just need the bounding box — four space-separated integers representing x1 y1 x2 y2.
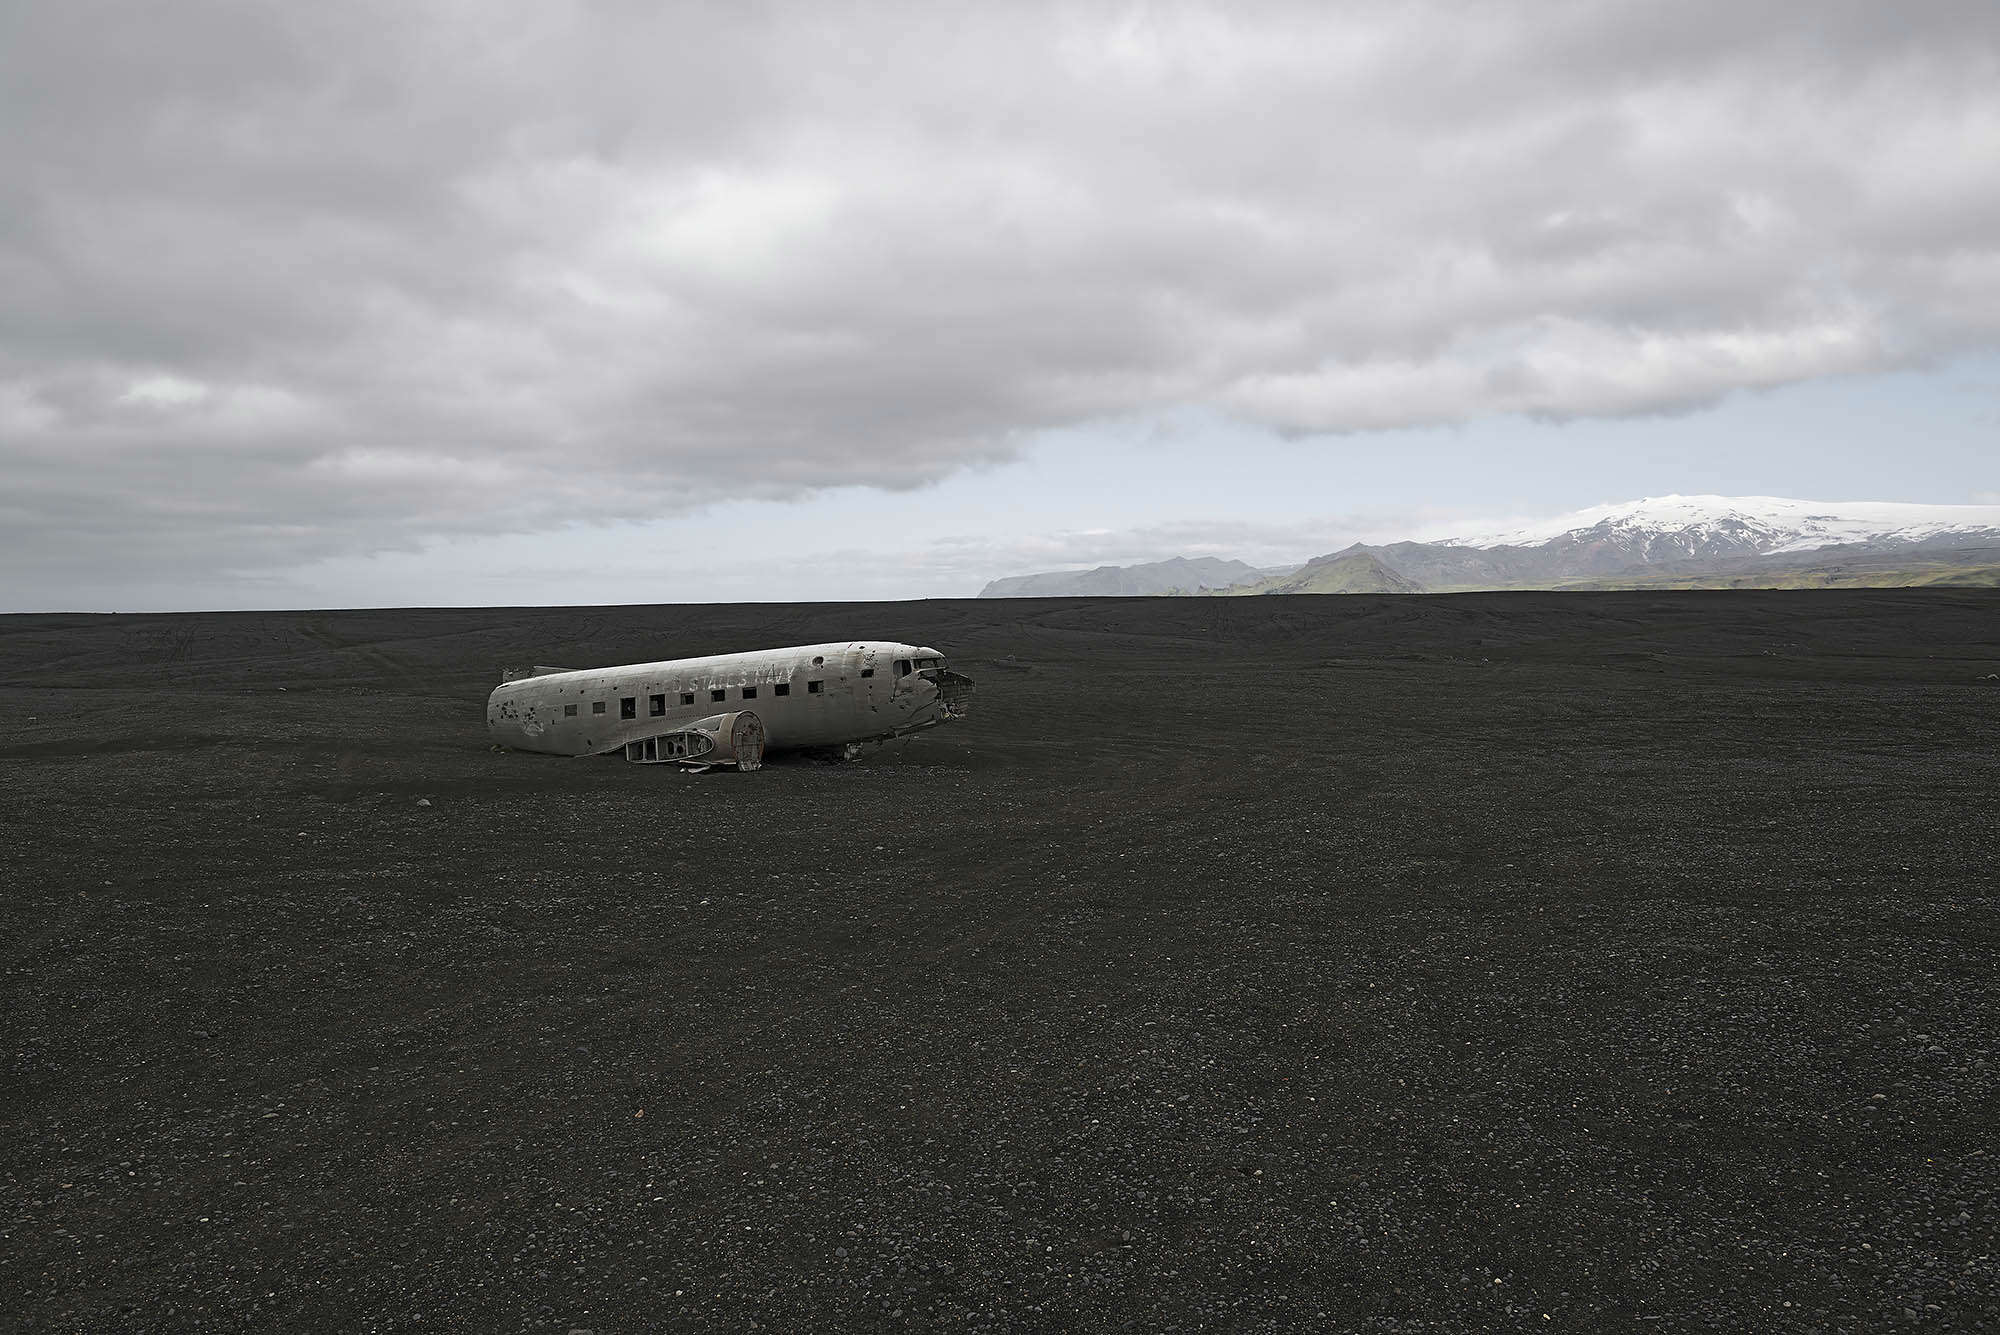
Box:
486 641 959 757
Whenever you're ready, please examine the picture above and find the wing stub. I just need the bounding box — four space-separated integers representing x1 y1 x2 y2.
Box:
619 711 765 772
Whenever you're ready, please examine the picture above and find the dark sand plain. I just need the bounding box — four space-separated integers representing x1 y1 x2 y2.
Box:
3 591 1998 1333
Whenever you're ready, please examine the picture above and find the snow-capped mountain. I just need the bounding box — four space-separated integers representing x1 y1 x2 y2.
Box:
978 495 2000 597
1240 494 2000 593
1448 495 2000 559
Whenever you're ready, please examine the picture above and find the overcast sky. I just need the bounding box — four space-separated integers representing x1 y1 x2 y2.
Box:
5 1 1998 611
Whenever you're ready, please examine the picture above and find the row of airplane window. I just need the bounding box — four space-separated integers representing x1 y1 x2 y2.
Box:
561 679 826 719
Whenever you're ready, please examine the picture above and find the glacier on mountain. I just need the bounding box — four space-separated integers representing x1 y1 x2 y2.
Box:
1448 495 2000 556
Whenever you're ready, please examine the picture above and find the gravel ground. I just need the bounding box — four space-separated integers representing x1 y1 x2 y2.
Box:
3 590 1998 1332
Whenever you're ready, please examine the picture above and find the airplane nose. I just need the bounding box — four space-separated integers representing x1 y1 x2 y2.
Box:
919 668 974 719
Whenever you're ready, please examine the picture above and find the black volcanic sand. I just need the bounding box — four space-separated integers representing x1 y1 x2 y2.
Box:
4 592 1998 1333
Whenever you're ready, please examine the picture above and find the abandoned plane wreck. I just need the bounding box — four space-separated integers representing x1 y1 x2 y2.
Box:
486 641 974 771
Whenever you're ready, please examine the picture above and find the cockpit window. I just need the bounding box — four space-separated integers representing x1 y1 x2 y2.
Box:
916 657 940 669
894 659 911 677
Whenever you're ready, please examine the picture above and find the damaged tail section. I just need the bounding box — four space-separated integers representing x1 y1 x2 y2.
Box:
500 665 579 683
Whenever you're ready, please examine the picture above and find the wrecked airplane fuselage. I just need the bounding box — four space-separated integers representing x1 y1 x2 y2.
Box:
486 641 972 771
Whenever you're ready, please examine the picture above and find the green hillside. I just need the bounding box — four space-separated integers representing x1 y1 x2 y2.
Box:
1221 551 1427 595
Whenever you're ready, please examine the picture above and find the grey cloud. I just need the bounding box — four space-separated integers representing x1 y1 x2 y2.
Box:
5 1 2000 598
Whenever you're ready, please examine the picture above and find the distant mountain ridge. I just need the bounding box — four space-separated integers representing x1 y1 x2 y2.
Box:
977 555 1269 598
979 496 2000 597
